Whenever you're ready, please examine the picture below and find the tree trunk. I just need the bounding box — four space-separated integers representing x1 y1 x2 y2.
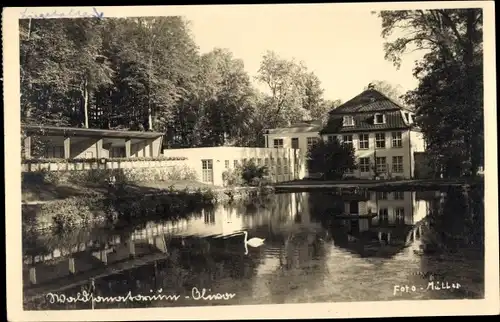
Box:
464 9 481 176
148 41 154 131
83 78 90 128
148 108 153 131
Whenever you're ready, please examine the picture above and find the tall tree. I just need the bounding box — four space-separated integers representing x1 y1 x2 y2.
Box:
191 48 256 147
364 80 405 105
65 18 114 128
310 99 343 124
379 9 483 176
255 51 311 127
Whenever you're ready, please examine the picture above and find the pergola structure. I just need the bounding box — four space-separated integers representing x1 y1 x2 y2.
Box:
22 124 165 159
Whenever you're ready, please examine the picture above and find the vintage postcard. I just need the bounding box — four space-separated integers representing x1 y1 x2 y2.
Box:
4 2 499 321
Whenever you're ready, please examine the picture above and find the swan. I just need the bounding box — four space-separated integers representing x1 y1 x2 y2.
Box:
242 231 265 254
226 231 265 254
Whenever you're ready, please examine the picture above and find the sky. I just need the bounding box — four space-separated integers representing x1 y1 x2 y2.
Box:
183 5 424 102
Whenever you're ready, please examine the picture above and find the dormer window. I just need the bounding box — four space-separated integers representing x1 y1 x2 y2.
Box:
374 113 386 124
343 116 354 127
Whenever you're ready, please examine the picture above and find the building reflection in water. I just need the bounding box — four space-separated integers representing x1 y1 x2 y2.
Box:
23 190 445 307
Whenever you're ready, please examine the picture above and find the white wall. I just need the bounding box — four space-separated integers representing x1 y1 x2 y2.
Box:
163 146 306 186
265 131 320 157
409 130 426 178
264 129 320 177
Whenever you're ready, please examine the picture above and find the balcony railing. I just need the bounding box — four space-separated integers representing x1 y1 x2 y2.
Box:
21 156 187 172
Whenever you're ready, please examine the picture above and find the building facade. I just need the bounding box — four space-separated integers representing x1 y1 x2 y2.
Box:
263 120 322 178
320 87 425 179
262 87 426 180
163 146 305 186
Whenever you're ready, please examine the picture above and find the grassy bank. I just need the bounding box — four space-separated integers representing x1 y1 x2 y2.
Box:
22 178 274 231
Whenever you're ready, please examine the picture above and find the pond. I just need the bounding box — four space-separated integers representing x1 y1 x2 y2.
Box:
22 187 484 309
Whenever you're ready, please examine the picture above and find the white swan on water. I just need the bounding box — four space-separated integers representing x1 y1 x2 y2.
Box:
226 231 265 255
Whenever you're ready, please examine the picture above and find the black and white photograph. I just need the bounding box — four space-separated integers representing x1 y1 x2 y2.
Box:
4 2 498 320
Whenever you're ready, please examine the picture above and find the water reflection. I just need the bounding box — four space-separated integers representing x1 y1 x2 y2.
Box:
23 188 484 309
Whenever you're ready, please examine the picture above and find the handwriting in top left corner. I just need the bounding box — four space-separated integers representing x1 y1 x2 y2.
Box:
20 7 104 19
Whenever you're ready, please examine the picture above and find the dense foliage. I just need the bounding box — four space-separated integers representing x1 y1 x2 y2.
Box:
307 139 356 180
222 160 269 187
379 9 483 178
20 17 339 149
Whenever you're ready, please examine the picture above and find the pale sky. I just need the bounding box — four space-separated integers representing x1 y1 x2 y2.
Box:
184 5 423 102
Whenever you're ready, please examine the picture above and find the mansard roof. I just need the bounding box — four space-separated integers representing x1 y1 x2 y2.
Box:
320 88 414 134
329 88 412 114
320 111 411 134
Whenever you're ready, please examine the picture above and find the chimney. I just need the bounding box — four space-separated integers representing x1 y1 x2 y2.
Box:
367 83 375 90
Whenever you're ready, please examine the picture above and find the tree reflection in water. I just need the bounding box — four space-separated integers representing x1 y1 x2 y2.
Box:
23 187 485 309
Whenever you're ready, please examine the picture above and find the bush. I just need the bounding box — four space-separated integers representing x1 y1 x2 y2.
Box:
165 164 198 181
222 168 244 187
33 194 105 230
222 161 269 187
241 161 268 186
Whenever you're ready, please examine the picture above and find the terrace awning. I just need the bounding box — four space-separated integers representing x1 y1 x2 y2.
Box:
22 124 164 139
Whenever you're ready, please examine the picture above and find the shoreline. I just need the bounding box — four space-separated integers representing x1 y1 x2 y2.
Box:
274 178 483 192
22 183 275 231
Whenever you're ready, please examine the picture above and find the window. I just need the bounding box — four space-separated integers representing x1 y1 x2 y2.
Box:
375 133 386 149
257 158 263 166
395 207 405 224
375 156 387 173
379 208 389 223
276 158 282 175
377 191 388 200
242 158 247 165
392 156 404 173
392 131 403 148
224 160 230 169
374 113 385 124
359 157 370 172
307 137 318 150
273 139 284 148
342 135 353 146
327 135 335 143
283 158 288 175
201 159 214 183
233 160 239 168
264 158 269 167
343 115 355 126
291 138 299 149
110 147 125 158
45 146 64 158
359 134 369 149
394 191 405 200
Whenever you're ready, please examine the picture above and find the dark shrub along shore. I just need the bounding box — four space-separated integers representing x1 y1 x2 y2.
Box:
22 168 274 231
